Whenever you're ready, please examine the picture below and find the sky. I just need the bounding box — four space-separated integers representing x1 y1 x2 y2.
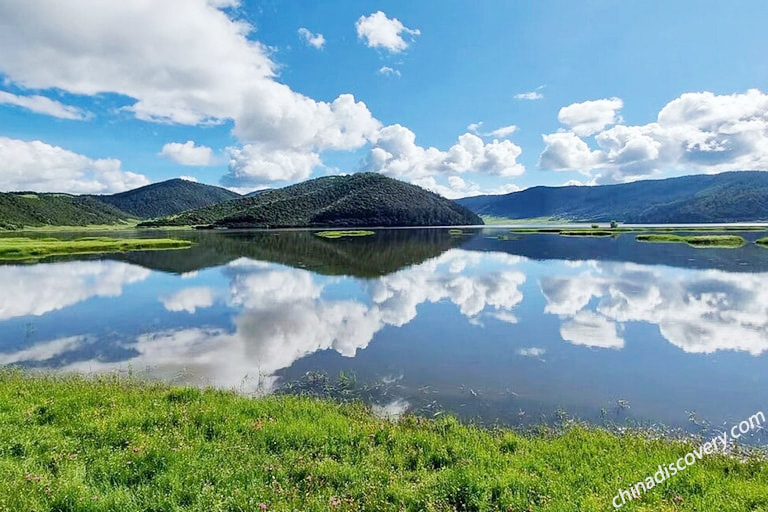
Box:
0 0 767 198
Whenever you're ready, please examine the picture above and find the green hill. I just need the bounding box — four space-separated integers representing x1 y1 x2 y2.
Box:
456 171 768 223
92 179 240 219
141 173 482 228
0 193 133 229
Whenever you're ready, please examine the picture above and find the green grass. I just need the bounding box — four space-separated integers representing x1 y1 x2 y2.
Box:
560 230 616 237
757 237 768 246
313 230 375 239
11 221 140 233
635 234 746 248
0 372 765 512
0 236 193 261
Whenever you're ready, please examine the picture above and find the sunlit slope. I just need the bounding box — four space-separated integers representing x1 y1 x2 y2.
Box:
142 173 482 228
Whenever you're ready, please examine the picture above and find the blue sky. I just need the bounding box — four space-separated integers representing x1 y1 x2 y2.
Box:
1 0 767 197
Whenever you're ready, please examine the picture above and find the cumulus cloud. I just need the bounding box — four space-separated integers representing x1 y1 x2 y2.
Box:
538 132 603 172
0 137 149 193
224 145 322 185
0 90 87 119
365 124 525 181
558 97 624 137
0 1 382 188
159 141 214 166
540 90 768 184
411 176 520 199
356 11 420 53
298 27 325 49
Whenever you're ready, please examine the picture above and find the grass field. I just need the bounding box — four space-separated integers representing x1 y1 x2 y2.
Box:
0 236 192 261
0 372 765 511
635 234 746 248
313 230 375 239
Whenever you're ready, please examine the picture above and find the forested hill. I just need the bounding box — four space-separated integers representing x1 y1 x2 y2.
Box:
92 179 240 219
456 171 768 223
141 173 482 228
0 193 133 229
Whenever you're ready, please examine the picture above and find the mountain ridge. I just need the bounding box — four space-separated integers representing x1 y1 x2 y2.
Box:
141 173 482 228
91 178 241 219
456 171 768 223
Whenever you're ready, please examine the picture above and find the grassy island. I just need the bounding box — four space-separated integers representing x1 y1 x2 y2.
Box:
0 372 765 511
313 230 375 239
635 234 746 248
757 237 768 246
0 236 192 261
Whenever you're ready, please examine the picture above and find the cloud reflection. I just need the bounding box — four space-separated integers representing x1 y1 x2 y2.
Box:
50 250 526 391
0 261 150 321
541 262 768 355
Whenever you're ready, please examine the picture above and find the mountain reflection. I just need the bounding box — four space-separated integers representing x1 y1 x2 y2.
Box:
541 261 768 355
32 250 527 390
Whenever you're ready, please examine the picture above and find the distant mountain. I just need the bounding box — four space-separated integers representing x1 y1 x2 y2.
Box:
141 173 482 228
457 171 768 223
93 179 240 219
0 192 132 229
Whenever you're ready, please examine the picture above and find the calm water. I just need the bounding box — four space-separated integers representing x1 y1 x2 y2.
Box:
2 228 767 441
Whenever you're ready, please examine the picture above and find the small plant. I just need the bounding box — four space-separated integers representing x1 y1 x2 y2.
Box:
610 220 619 229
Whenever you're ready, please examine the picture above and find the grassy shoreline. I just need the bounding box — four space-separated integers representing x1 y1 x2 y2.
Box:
636 234 746 248
0 372 765 511
0 236 192 261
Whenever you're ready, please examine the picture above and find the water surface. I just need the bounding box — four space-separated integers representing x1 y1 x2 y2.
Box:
1 228 767 442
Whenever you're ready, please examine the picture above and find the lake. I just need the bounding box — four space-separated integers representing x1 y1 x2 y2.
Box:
2 227 767 442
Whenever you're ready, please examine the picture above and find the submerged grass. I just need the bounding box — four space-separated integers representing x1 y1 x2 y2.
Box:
635 234 746 248
0 236 192 261
0 371 766 511
313 230 375 239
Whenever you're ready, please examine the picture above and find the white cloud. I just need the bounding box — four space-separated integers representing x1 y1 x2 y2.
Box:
179 175 199 182
0 90 87 120
0 1 381 188
378 66 401 78
365 124 525 181
356 11 420 53
558 97 624 137
0 137 149 193
298 27 325 49
161 287 215 314
159 141 214 166
225 145 322 185
468 122 518 139
540 90 768 184
538 132 603 172
411 176 520 199
517 347 545 357
514 91 544 101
